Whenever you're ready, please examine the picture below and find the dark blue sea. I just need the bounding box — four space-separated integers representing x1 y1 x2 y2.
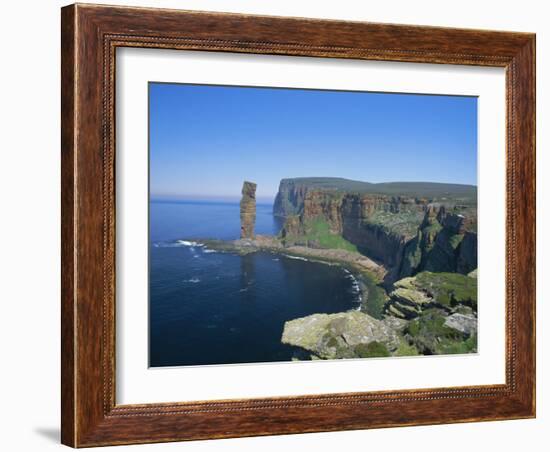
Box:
149 200 359 367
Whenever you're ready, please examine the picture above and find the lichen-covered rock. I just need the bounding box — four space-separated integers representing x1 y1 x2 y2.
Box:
281 311 406 359
405 309 477 355
382 314 409 333
387 303 416 319
393 277 417 290
390 287 431 306
384 271 477 320
444 313 477 336
240 181 257 239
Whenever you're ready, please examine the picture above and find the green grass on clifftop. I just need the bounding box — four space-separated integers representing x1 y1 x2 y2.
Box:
292 218 358 252
278 177 477 205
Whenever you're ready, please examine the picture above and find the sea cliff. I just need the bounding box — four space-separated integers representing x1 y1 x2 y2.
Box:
274 177 477 284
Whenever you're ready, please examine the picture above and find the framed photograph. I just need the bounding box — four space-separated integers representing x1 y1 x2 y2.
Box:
61 3 535 447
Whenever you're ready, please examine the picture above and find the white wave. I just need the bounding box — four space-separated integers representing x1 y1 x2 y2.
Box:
272 258 280 261
283 254 310 262
176 240 205 247
347 273 360 286
202 249 217 253
343 270 364 305
183 278 200 283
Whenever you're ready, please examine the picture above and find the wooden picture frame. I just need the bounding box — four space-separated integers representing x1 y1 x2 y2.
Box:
61 3 535 447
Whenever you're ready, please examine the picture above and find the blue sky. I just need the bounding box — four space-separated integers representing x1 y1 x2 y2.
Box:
149 83 477 202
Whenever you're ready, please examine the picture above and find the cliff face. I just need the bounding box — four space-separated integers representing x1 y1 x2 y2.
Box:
302 191 344 233
340 194 427 274
276 178 477 282
400 205 477 279
273 179 310 217
240 181 257 239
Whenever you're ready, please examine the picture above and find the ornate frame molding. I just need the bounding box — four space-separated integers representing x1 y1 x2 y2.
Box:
61 4 535 447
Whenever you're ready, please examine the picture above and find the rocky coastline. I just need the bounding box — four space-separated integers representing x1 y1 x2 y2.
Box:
201 235 477 359
201 234 386 315
188 178 478 361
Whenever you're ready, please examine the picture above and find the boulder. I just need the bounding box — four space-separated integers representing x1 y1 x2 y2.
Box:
390 287 431 306
444 313 477 336
281 311 405 359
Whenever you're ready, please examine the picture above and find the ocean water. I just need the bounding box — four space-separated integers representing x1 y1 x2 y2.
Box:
149 200 360 367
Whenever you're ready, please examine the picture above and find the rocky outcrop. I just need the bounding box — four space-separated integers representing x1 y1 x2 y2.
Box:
281 310 407 359
399 205 478 279
444 313 477 336
404 308 477 355
240 181 257 239
281 269 479 359
382 270 478 355
384 271 478 319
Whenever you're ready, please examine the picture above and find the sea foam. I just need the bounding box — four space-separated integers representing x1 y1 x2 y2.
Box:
177 240 204 247
283 254 310 262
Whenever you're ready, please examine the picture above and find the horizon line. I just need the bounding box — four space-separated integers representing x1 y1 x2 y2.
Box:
150 197 275 205
151 178 478 202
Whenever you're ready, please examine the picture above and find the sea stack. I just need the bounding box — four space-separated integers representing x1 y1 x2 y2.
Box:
240 181 257 239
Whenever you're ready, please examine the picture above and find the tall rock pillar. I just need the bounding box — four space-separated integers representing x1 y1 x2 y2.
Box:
240 181 257 239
